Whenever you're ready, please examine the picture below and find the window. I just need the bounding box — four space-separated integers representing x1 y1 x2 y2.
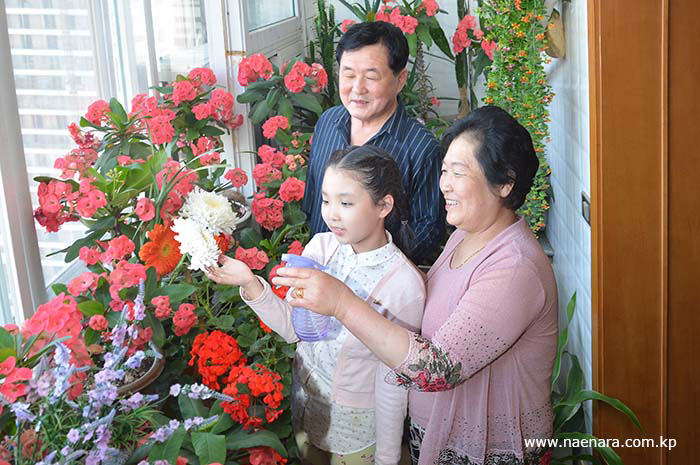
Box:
246 0 296 31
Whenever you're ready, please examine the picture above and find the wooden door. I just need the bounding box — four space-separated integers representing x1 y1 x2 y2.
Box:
589 1 700 464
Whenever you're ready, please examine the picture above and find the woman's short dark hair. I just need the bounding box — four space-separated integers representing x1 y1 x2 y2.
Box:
442 105 539 211
336 21 409 75
325 145 415 257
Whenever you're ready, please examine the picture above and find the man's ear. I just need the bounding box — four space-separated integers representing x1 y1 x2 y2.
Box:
396 68 408 92
378 194 395 219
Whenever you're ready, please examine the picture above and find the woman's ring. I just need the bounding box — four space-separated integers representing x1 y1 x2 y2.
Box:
294 288 304 299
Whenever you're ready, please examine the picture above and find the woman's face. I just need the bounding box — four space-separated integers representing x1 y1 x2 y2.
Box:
440 135 511 233
321 167 392 253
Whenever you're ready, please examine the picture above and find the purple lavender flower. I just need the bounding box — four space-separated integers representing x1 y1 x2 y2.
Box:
125 350 145 370
122 392 144 411
184 416 205 431
110 324 127 349
11 402 36 422
87 383 118 409
53 342 72 368
169 384 181 397
67 428 81 443
152 419 181 443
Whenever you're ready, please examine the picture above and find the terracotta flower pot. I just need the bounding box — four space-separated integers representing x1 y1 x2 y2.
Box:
116 350 166 396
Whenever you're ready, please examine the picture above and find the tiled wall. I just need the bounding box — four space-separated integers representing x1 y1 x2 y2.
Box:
544 0 593 431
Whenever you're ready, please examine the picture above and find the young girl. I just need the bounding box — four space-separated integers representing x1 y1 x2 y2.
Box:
205 145 426 465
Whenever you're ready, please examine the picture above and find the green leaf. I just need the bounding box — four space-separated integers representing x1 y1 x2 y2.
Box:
144 267 159 301
78 300 105 317
566 291 577 323
0 328 14 350
109 97 128 123
472 50 492 81
407 32 418 57
277 96 294 121
290 93 323 116
417 24 433 49
266 88 281 109
179 393 209 419
149 426 186 463
201 126 225 137
191 432 227 464
64 229 107 263
237 88 267 104
564 354 584 400
211 411 237 434
455 51 467 89
559 390 643 433
239 227 263 249
226 429 287 457
283 202 307 226
154 283 199 303
83 327 100 346
186 127 200 141
430 24 454 59
51 283 68 295
250 99 271 125
243 79 278 93
550 326 568 390
144 312 166 348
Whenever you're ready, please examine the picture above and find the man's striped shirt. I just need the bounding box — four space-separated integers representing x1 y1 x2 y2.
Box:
301 101 445 263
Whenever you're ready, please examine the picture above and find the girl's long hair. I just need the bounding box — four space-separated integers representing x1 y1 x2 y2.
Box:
325 145 415 257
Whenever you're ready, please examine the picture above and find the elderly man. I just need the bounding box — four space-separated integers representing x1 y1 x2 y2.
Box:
302 21 444 264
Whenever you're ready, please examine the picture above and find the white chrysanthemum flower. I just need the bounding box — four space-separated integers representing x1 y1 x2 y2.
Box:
171 217 220 271
179 188 238 235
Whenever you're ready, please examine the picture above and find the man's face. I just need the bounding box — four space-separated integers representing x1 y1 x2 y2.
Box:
338 43 407 126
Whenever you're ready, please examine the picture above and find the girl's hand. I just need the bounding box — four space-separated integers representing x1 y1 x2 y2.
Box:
272 267 361 320
204 255 257 288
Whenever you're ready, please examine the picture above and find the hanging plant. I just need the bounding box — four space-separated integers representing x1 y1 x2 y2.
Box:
480 0 555 235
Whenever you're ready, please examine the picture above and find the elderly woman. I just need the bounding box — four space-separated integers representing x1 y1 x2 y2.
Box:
274 105 558 465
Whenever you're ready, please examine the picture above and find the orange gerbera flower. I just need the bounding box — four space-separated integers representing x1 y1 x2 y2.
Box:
139 223 182 276
214 233 232 253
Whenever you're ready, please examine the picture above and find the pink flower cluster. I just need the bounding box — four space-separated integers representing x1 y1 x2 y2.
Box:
108 260 148 303
151 296 172 319
253 163 283 186
85 99 111 126
173 303 197 336
375 6 419 35
67 271 102 296
21 293 91 368
418 0 439 17
54 148 99 179
251 193 284 231
452 14 495 59
131 94 177 145
34 180 78 232
224 168 249 188
278 177 305 203
283 62 328 94
341 19 356 33
0 356 33 403
192 88 242 130
258 145 286 169
190 136 221 166
238 54 274 86
453 15 478 54
135 197 155 221
68 122 100 150
155 159 198 221
235 246 270 271
262 116 290 140
189 67 217 87
75 178 108 217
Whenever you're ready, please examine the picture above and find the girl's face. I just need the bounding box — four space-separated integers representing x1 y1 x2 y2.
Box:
440 135 512 233
321 167 392 253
